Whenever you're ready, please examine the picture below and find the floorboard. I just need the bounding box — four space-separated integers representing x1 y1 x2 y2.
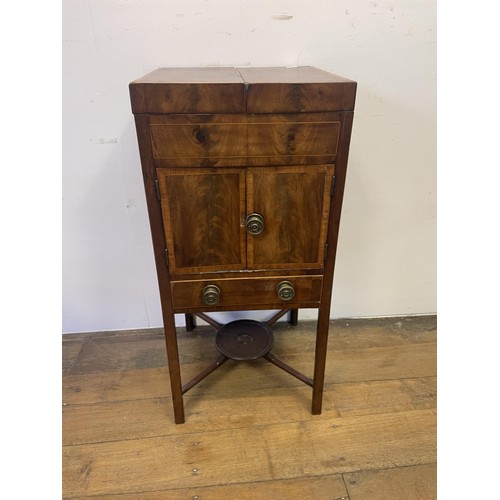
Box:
62 315 437 499
344 463 437 500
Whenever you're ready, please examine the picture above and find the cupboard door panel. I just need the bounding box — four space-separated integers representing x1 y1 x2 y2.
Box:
247 165 334 269
157 168 246 273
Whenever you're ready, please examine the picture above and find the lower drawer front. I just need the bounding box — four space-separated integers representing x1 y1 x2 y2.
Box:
171 276 323 311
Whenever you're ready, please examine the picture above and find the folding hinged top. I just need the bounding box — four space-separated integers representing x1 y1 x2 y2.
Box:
129 66 356 114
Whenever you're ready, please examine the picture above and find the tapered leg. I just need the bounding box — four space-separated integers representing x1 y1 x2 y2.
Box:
288 308 298 326
311 306 330 415
163 322 185 424
185 313 196 332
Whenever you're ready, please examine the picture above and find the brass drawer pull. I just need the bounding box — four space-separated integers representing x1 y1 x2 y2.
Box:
245 213 265 235
202 284 221 305
277 281 295 301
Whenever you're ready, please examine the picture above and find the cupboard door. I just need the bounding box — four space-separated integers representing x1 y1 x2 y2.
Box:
246 165 334 269
157 168 246 273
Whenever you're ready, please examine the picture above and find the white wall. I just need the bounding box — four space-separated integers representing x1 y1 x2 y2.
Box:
62 0 436 333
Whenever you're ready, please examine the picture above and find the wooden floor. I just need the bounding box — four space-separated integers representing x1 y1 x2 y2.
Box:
62 315 437 499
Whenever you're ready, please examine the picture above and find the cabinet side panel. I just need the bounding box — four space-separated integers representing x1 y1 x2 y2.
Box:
312 111 355 414
132 114 185 423
133 115 171 281
322 112 355 297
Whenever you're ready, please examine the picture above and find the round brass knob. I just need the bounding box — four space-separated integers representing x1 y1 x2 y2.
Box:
277 281 295 301
202 284 221 305
245 213 265 235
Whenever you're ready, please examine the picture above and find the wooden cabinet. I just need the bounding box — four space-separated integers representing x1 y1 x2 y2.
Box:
130 67 356 423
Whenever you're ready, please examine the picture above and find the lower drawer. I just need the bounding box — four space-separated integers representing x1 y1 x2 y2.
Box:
171 276 323 311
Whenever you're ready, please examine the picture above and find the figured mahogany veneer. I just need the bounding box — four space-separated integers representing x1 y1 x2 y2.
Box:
149 113 341 163
171 276 323 312
156 165 334 274
130 66 356 423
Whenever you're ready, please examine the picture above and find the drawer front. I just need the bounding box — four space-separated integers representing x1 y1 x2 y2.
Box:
150 120 247 160
149 113 340 165
171 276 323 311
247 119 340 157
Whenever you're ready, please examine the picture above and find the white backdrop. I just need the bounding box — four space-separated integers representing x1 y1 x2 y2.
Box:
62 0 436 333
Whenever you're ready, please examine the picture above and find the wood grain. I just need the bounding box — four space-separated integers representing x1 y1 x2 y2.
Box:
63 377 436 446
170 275 322 311
153 154 337 168
237 66 356 84
63 409 435 497
247 121 340 156
344 463 437 500
150 122 248 160
63 316 436 498
129 68 245 114
63 318 436 403
149 113 340 166
157 167 246 273
130 66 356 115
62 337 84 375
130 67 357 422
247 165 334 269
70 475 348 500
63 340 436 412
239 66 356 113
169 267 327 281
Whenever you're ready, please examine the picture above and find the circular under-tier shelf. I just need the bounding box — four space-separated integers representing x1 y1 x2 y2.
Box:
215 319 274 361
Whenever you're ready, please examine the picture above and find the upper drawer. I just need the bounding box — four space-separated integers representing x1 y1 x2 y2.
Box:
149 113 341 161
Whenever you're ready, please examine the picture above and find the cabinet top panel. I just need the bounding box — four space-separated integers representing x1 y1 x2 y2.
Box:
130 66 356 114
237 66 354 84
130 67 244 84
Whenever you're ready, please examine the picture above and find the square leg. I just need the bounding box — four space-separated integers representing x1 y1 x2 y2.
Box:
185 313 197 332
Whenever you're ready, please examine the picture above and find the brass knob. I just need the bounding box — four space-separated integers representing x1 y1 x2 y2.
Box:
246 213 265 235
202 284 220 305
277 281 295 301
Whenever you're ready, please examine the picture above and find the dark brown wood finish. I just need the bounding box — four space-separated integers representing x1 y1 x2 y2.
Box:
184 313 196 332
170 268 325 281
154 154 337 168
157 167 246 273
246 165 334 269
312 111 355 415
150 116 248 160
238 66 356 113
130 66 356 423
247 119 340 157
171 275 323 312
62 317 436 498
129 67 245 114
132 115 185 424
149 112 341 167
